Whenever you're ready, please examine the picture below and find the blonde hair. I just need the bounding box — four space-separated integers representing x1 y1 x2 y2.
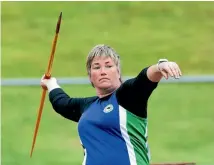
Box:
86 44 121 81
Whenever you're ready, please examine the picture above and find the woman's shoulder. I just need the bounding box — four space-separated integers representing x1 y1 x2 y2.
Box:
83 96 98 103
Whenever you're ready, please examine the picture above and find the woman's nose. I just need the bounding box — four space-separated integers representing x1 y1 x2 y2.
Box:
100 67 107 75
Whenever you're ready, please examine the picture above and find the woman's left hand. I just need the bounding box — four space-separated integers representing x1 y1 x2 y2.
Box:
158 61 182 79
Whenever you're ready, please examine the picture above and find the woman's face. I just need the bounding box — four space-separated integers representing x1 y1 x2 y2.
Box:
90 56 121 91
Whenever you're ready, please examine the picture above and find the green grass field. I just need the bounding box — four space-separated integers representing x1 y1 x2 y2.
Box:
2 1 214 165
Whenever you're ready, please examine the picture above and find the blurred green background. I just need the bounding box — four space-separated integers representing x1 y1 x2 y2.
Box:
1 1 214 165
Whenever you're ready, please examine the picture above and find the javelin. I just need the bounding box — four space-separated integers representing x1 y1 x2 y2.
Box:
30 12 62 157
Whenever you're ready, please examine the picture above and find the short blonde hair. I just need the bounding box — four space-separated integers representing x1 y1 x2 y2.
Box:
86 44 121 78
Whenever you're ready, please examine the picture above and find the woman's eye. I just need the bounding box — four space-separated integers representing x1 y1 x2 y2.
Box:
93 66 100 69
106 65 112 68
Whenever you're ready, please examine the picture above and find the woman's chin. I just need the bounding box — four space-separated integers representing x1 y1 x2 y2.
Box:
98 82 112 89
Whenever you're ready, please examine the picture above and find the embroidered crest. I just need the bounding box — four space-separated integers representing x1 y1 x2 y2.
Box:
103 104 114 113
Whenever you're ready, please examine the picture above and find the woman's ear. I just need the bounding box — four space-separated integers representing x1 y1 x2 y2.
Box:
117 69 122 83
117 68 120 75
90 81 95 88
89 75 95 88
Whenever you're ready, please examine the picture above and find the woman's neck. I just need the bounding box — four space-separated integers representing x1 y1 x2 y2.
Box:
96 85 120 98
97 88 115 98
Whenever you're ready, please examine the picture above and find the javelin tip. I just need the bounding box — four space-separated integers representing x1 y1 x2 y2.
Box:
59 12 62 20
56 12 62 33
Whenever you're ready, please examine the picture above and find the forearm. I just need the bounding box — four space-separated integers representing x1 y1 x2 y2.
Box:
147 64 162 82
49 88 71 110
49 88 82 122
41 76 83 122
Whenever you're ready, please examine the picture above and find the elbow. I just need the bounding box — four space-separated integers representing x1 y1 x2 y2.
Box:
51 102 62 114
50 97 69 115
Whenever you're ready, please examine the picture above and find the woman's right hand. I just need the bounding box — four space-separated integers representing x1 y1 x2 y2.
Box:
40 75 60 91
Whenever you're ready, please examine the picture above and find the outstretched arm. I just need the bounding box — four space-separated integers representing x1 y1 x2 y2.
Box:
116 59 182 118
147 59 182 82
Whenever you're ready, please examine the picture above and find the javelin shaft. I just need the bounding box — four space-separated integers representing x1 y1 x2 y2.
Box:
30 12 62 157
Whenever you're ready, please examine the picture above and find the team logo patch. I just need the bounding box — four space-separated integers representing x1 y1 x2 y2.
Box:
103 104 114 113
